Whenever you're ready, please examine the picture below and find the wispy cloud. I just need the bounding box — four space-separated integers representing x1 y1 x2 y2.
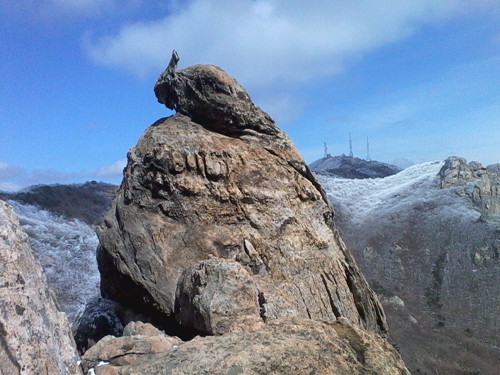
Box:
0 0 141 22
0 159 126 191
331 56 500 165
84 1 483 82
96 159 127 178
0 162 25 180
0 182 23 193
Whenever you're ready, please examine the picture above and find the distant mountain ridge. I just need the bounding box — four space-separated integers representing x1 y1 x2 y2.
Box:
0 181 117 225
317 156 500 375
310 155 401 179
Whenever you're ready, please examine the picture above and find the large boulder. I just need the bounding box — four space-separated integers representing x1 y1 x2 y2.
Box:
97 52 386 336
0 200 82 375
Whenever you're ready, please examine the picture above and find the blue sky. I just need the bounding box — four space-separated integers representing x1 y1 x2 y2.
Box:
1 0 499 191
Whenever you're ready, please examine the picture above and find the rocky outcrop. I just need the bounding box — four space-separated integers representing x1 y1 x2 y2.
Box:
81 321 183 373
0 200 82 375
438 156 487 189
439 156 500 221
82 318 409 375
154 50 277 137
97 51 387 337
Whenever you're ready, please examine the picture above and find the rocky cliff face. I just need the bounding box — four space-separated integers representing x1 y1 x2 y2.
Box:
0 199 82 375
96 52 387 338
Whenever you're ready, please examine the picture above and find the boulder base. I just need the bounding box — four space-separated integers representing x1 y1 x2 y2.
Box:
83 318 409 375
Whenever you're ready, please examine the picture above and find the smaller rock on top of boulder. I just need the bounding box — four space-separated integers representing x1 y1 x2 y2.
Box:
154 50 277 137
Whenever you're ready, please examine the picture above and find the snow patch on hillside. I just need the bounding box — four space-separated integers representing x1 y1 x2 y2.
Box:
317 160 481 226
7 200 100 325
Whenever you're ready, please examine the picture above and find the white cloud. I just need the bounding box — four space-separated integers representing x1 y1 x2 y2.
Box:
96 159 127 177
84 0 479 85
83 0 491 123
0 162 25 180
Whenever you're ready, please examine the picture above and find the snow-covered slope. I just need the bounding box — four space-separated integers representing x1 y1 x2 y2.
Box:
7 200 100 325
317 160 479 226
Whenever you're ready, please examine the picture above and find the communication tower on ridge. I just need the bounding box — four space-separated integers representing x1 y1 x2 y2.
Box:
349 133 353 158
366 138 371 161
323 142 331 158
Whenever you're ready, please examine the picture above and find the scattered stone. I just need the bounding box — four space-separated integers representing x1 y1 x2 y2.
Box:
122 321 164 337
80 328 183 373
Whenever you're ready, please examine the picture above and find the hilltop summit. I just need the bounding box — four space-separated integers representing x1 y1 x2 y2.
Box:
310 155 401 179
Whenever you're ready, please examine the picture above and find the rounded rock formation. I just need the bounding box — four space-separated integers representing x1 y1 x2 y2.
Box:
97 52 387 337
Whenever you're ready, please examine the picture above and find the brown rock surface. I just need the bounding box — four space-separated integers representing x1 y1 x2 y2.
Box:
82 318 409 375
97 53 386 337
0 200 82 375
175 258 264 335
81 325 182 373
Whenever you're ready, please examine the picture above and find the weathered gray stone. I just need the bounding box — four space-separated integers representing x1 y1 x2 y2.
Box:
73 297 125 355
0 200 82 375
438 156 483 189
439 156 500 221
97 54 387 336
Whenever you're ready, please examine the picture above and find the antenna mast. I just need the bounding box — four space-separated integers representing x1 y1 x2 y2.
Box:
324 142 328 158
349 133 353 157
366 137 371 161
